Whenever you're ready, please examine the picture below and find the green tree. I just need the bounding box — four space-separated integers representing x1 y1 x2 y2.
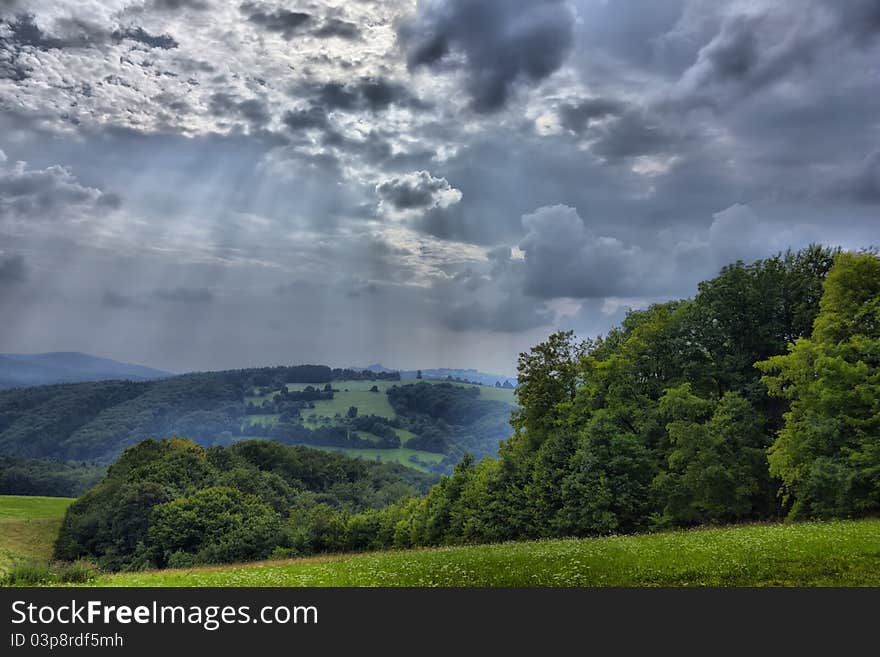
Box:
653 385 772 526
556 411 655 535
758 252 880 518
511 331 590 451
150 486 282 565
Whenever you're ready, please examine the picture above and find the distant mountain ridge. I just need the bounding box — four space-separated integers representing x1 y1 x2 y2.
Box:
359 364 516 387
0 352 172 390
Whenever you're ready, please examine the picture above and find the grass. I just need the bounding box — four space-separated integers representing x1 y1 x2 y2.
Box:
0 495 74 575
245 413 280 427
243 379 513 470
89 519 880 587
304 389 397 423
317 446 444 470
424 379 517 405
249 379 517 431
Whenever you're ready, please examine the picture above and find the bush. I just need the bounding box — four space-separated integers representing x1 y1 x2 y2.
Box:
150 486 283 566
56 559 100 584
1 561 55 586
1 559 99 586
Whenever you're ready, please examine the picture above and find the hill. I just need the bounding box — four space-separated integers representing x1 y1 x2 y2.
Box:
0 352 172 390
0 456 105 497
53 438 436 571
85 519 880 587
0 367 515 473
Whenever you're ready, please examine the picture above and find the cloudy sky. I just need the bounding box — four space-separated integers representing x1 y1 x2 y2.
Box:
0 0 878 375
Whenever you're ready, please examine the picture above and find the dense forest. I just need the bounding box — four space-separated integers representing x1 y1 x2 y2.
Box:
54 246 880 569
0 456 105 497
348 247 876 550
55 438 435 570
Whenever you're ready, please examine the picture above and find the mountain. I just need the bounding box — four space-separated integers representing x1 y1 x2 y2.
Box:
0 352 172 390
358 364 516 387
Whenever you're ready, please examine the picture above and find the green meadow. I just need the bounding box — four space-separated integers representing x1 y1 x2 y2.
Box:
3 494 877 587
90 519 880 587
243 378 513 469
0 495 74 575
316 445 444 470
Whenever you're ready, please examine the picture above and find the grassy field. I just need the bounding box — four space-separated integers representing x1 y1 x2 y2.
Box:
89 519 880 587
430 380 516 405
247 379 517 432
242 378 513 469
318 446 444 470
0 495 73 575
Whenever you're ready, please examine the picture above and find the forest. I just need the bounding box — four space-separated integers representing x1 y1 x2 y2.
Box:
52 246 880 569
0 363 508 472
54 438 435 570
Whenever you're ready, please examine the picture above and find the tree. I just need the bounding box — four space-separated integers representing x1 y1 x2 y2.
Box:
556 411 655 535
653 385 772 526
758 252 880 518
150 486 282 565
510 330 590 451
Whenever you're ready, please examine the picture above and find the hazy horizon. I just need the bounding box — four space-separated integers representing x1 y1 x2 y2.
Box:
1 1 878 374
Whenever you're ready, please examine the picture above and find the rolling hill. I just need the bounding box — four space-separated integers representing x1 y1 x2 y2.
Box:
0 365 516 473
0 352 172 390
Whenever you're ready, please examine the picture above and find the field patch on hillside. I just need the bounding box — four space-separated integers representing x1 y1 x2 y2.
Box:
0 495 73 574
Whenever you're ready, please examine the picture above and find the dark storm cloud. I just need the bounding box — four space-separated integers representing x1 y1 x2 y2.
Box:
0 253 27 285
677 0 880 108
101 289 140 309
241 2 312 39
298 78 423 113
853 151 880 204
282 106 328 131
111 27 178 50
0 0 21 15
151 0 211 10
376 171 455 210
400 0 576 112
0 13 106 50
209 93 270 128
319 128 398 167
518 205 648 299
443 294 553 333
3 0 880 373
313 18 361 41
833 0 880 44
153 287 214 303
590 110 688 160
558 97 624 134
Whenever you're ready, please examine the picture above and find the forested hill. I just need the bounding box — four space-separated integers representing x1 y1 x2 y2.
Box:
0 352 172 390
0 364 512 470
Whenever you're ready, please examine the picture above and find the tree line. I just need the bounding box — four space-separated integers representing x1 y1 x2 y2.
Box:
271 247 879 552
54 246 879 568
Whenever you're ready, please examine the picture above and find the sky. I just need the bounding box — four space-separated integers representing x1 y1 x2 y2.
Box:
0 0 878 375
